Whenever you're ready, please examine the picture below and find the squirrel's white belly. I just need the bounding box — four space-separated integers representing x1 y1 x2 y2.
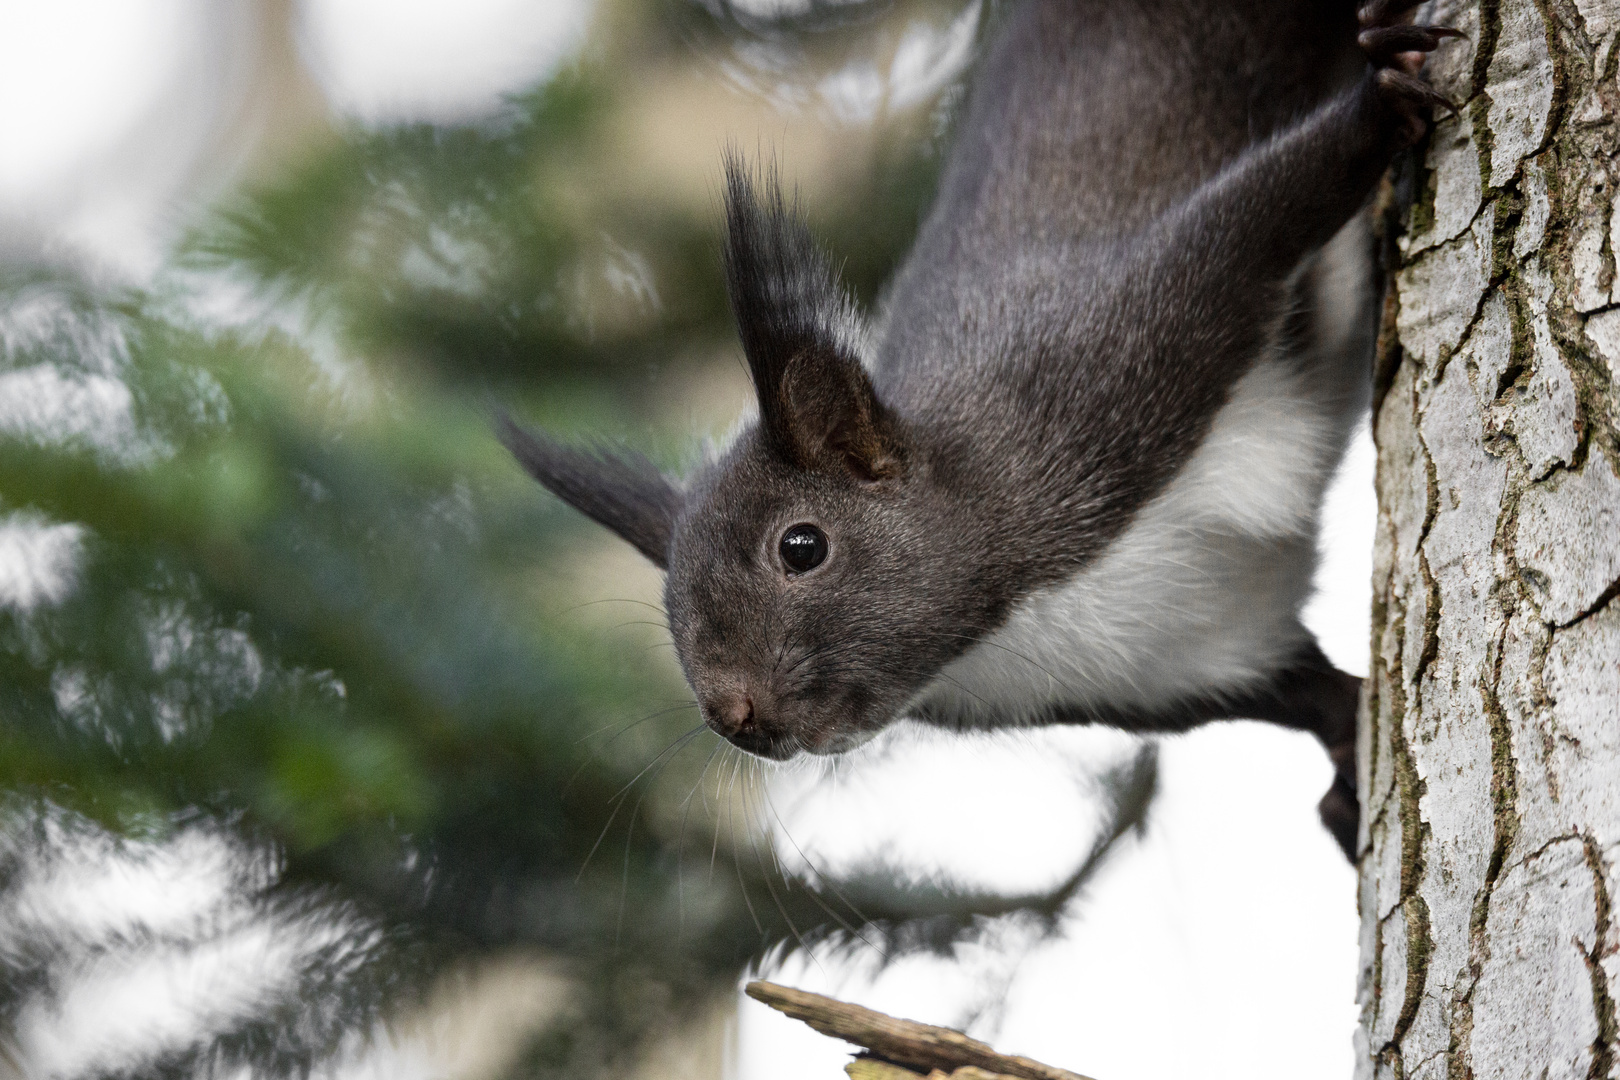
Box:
912 219 1372 727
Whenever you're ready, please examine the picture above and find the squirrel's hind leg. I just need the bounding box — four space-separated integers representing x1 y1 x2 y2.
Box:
1224 640 1362 861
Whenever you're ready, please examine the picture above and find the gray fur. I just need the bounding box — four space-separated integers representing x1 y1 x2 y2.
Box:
505 0 1456 856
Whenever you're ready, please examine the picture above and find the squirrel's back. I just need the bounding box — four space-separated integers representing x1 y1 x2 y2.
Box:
946 0 1364 234
876 0 1367 401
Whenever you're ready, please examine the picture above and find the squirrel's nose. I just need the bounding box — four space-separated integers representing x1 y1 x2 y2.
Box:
704 691 756 738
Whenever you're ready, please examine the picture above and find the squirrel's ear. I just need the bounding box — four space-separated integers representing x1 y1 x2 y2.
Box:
773 347 904 481
721 155 901 481
497 413 681 569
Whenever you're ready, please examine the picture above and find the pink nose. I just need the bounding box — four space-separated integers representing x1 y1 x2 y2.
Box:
705 692 755 738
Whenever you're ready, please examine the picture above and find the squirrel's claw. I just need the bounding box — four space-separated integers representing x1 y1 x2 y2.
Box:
1375 68 1460 147
1358 24 1466 66
1376 67 1461 117
1357 0 1462 148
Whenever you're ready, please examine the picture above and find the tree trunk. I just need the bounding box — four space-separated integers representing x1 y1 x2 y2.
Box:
1359 0 1620 1076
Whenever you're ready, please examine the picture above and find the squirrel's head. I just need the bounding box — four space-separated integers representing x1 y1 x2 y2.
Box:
502 159 987 759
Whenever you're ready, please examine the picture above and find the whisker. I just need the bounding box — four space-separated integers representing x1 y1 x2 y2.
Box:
728 752 765 937
744 765 826 979
617 723 707 946
578 722 707 882
757 772 889 963
602 721 707 810
676 738 727 940
711 747 738 884
572 701 700 748
606 619 678 634
553 596 670 619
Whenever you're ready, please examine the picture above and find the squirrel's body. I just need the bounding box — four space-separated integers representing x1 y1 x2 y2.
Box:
914 251 1370 731
882 0 1376 735
503 0 1460 858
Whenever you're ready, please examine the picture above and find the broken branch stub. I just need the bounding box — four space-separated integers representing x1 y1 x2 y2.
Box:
744 981 1099 1080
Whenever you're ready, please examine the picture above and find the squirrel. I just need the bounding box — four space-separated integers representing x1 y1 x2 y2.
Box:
501 0 1458 860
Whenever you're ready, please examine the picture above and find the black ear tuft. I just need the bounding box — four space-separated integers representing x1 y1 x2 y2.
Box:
497 412 681 569
722 155 902 480
721 154 863 383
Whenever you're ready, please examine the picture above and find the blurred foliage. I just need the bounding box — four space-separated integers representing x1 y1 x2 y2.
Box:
0 0 1148 1076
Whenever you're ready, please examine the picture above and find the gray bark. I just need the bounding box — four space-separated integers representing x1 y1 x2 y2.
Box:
1358 0 1620 1076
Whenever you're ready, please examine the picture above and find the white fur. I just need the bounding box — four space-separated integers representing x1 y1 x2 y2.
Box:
913 219 1372 726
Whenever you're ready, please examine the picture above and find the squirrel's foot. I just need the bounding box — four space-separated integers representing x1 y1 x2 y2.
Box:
1319 768 1359 862
1357 1 1462 146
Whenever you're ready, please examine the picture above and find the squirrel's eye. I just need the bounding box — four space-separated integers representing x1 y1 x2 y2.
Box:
779 524 828 574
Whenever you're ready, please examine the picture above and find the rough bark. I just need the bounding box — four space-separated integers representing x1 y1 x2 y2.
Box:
1359 1 1620 1076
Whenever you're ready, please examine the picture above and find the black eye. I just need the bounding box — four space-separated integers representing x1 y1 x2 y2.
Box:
779 524 828 574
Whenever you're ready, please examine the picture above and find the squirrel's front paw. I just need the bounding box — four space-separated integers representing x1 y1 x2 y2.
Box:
1357 1 1462 146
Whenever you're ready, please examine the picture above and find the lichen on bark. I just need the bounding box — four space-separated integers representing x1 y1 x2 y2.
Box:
1360 1 1620 1077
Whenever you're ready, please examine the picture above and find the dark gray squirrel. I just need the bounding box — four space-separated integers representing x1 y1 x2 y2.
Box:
500 0 1459 860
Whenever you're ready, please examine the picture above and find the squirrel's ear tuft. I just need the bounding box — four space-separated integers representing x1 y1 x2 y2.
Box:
721 155 900 481
721 154 863 373
497 413 681 568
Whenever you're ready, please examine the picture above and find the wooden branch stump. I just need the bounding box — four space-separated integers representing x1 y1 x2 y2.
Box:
744 981 1100 1080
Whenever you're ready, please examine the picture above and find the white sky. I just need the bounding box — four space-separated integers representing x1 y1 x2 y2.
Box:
0 3 1375 1077
297 0 592 123
0 0 197 200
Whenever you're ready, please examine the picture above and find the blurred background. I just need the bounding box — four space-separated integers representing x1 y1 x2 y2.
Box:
0 1 1372 1078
